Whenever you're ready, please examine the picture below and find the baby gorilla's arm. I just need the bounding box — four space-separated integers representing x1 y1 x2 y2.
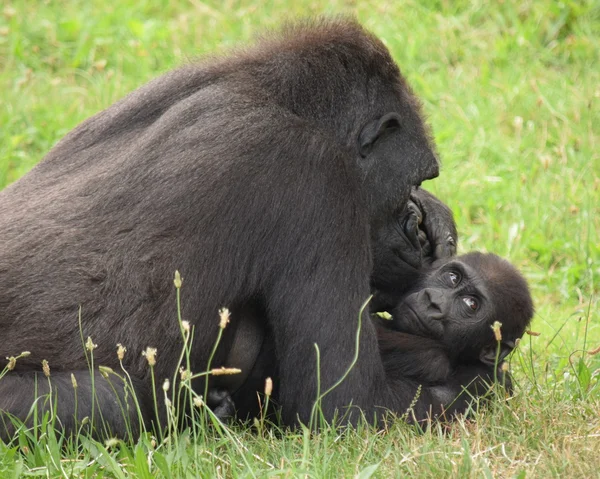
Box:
376 322 453 384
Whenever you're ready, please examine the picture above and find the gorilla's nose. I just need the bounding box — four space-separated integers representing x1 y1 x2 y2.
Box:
419 288 445 320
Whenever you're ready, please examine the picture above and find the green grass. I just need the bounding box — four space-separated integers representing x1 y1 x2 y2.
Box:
0 0 599 477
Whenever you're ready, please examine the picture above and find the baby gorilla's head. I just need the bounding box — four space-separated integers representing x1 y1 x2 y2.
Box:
390 252 534 365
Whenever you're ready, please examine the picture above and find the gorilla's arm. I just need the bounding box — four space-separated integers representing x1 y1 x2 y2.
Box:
375 319 510 421
376 323 452 384
381 359 510 426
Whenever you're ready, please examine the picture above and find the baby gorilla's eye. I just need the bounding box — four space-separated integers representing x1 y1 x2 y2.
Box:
462 296 478 311
447 271 460 286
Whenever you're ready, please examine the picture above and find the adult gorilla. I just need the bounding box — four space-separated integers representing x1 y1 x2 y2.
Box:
0 19 470 435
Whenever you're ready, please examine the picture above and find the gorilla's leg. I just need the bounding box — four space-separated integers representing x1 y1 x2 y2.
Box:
0 370 151 441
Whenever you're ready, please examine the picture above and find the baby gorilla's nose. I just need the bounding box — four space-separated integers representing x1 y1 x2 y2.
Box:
419 288 446 320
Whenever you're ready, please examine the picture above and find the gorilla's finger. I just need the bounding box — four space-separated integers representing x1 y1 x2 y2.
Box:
404 213 421 250
432 228 457 260
406 200 423 225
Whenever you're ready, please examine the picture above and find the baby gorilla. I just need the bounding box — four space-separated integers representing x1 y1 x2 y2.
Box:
377 251 534 390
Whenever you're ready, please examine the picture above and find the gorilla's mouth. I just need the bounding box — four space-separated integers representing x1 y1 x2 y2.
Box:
397 303 443 339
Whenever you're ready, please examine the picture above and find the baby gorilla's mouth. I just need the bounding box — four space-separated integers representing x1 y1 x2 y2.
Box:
393 302 444 340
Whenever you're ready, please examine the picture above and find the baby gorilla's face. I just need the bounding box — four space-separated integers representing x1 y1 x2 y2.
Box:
390 252 534 364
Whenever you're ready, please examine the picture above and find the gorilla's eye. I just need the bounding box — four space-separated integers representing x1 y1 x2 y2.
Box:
462 296 478 311
447 271 460 286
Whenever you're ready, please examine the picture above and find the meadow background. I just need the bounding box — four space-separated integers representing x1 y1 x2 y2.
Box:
0 0 598 477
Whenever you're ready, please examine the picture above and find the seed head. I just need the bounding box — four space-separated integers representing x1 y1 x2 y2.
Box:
180 367 191 381
85 337 97 353
491 321 503 342
219 308 231 329
3 6 17 19
526 330 541 337
587 345 600 356
501 362 510 372
211 366 241 376
105 437 119 449
6 356 16 371
71 373 78 389
193 396 204 408
99 365 114 379
513 116 524 131
5 351 30 371
407 384 422 413
264 377 273 397
174 270 182 289
42 360 50 377
116 343 127 361
182 320 191 332
162 379 170 392
142 347 157 367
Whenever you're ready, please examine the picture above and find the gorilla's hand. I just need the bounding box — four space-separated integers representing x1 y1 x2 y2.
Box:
410 188 457 263
372 205 422 273
398 201 423 269
370 205 423 311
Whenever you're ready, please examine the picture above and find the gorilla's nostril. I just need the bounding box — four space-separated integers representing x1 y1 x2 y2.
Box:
422 288 444 319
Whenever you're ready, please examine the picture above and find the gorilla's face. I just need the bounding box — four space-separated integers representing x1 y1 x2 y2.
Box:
391 252 534 364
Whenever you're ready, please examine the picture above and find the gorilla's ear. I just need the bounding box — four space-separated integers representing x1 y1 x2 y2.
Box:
358 112 401 158
479 340 516 366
